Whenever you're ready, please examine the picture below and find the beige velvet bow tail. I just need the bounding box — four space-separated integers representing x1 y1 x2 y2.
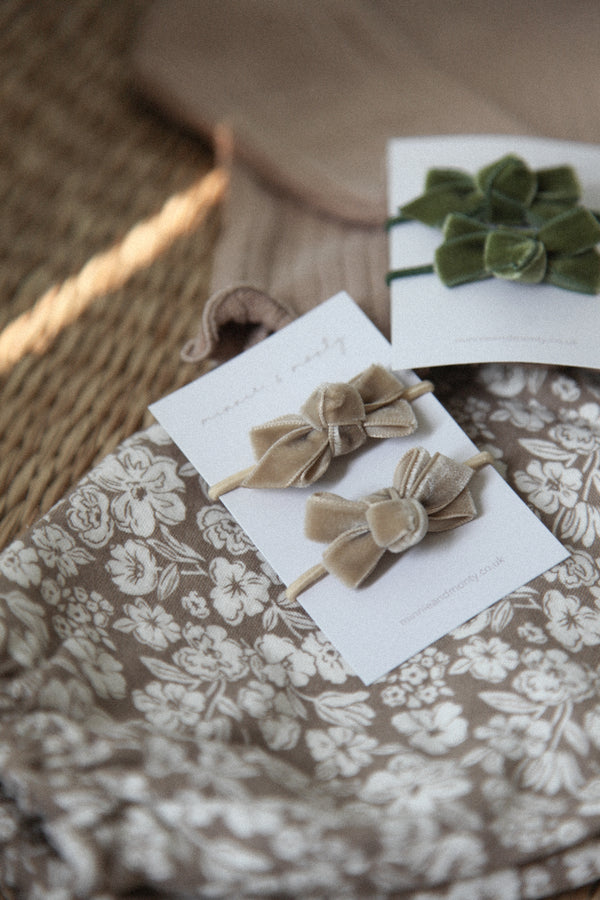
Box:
287 447 493 600
209 366 434 499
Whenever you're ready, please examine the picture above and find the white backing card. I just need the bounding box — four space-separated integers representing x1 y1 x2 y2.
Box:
388 135 600 369
150 293 567 683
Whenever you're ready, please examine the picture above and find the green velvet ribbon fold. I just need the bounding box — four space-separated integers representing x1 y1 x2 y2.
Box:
434 208 600 294
398 154 582 229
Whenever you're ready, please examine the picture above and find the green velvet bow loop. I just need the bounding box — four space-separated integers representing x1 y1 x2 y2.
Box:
399 154 582 229
434 208 600 294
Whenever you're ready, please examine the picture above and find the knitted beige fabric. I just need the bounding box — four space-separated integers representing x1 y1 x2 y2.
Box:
133 0 528 345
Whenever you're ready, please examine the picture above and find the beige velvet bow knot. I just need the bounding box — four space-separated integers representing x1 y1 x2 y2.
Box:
209 366 433 498
302 447 479 590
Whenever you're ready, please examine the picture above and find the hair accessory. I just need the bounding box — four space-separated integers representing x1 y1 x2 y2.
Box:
286 447 493 601
208 366 434 499
388 154 583 230
387 208 600 295
435 208 600 293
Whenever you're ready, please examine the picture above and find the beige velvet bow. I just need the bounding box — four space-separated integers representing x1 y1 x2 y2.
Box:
209 366 433 498
302 447 479 590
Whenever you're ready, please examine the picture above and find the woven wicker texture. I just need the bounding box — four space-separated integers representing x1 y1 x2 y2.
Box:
0 0 223 551
1 3 600 899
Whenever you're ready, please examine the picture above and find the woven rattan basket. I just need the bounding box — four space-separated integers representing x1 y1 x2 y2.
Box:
0 0 223 553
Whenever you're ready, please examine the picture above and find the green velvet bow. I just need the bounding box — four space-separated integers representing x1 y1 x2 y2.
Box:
434 208 600 294
399 154 582 229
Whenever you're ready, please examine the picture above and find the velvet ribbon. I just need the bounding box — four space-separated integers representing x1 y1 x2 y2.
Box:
304 447 476 588
399 154 581 229
434 208 600 294
242 365 419 489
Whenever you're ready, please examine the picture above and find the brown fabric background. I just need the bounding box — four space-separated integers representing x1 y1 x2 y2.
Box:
4 364 600 898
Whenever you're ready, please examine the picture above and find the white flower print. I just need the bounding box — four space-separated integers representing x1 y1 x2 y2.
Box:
380 684 408 708
551 375 581 403
447 396 494 442
0 805 18 843
31 523 93 577
64 637 126 699
512 648 593 705
392 702 467 755
415 869 521 900
55 586 115 648
111 807 175 881
0 589 49 667
543 548 598 588
381 649 453 711
66 485 113 547
174 623 248 682
143 423 173 446
260 713 302 752
549 422 598 454
399 662 428 687
82 589 114 629
520 749 584 795
305 726 377 779
253 634 316 688
37 676 95 720
40 577 61 606
561 501 600 548
450 609 491 640
237 680 275 719
514 460 582 514
485 784 584 851
542 589 600 651
516 621 547 644
474 714 552 762
181 590 209 619
449 637 519 683
106 540 158 595
0 540 41 588
133 681 206 731
478 363 538 398
90 446 185 537
522 865 552 898
584 704 600 749
491 397 554 431
360 752 471 815
114 598 181 650
237 681 301 750
11 397 600 897
197 505 254 555
300 632 350 684
565 845 600 886
578 777 600 816
552 402 600 453
208 557 269 625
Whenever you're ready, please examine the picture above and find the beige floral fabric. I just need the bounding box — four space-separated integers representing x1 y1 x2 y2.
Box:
3 363 600 898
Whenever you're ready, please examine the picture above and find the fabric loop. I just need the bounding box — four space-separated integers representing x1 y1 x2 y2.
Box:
305 447 477 588
434 209 600 293
398 154 582 229
243 365 419 489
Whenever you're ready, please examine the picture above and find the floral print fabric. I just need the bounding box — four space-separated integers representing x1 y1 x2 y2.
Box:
3 364 600 898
